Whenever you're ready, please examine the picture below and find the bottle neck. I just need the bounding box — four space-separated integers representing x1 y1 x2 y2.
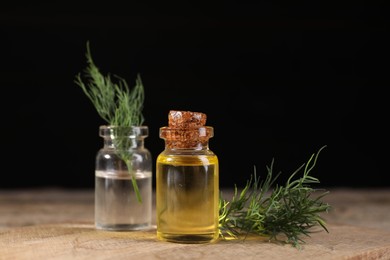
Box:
99 125 148 150
159 126 213 150
104 138 145 149
163 139 210 150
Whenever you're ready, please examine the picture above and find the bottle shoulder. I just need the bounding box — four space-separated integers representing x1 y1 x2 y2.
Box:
157 149 218 166
158 148 217 156
96 148 152 160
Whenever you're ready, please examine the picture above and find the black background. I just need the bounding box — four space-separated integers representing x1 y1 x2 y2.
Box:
1 2 388 190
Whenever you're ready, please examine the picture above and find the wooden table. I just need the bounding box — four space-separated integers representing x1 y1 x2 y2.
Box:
1 188 390 260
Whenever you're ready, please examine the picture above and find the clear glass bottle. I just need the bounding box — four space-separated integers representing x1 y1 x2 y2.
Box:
95 125 152 231
156 111 219 244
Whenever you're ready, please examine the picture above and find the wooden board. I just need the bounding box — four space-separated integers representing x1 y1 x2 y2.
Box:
1 188 390 259
1 222 390 260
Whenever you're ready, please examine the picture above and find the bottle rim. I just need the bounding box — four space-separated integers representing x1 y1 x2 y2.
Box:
99 125 149 138
159 126 213 139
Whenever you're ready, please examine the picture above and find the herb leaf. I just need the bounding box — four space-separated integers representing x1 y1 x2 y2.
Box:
219 145 331 248
74 42 145 202
74 41 144 126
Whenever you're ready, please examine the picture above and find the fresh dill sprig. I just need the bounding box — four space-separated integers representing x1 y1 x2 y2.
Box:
74 42 145 202
219 145 331 248
74 42 144 126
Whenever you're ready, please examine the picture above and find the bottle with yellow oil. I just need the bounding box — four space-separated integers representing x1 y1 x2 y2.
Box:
156 110 219 244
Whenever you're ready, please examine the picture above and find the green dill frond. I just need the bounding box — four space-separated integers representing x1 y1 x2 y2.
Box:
219 145 331 248
74 41 145 202
74 41 145 127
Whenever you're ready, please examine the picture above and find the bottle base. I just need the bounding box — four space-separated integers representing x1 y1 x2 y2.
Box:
157 232 219 244
96 223 151 231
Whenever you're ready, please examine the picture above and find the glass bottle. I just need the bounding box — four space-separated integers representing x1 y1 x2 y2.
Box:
95 125 152 231
156 111 219 243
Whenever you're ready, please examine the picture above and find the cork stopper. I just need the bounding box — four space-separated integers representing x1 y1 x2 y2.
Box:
168 110 207 128
160 110 213 149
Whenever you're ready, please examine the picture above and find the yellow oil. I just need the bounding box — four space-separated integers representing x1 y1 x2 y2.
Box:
156 152 219 243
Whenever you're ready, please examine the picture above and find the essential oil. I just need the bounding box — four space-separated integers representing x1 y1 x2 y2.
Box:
156 110 219 243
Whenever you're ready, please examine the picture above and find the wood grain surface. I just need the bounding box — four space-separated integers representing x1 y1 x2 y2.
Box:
1 188 390 260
